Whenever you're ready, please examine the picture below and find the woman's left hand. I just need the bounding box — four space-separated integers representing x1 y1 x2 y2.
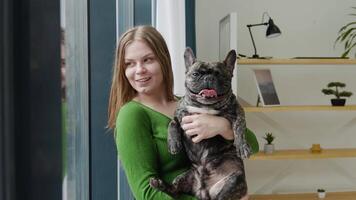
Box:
181 114 234 143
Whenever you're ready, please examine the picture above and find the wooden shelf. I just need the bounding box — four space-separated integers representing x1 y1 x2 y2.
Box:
249 148 356 160
250 191 356 200
237 58 356 65
243 105 356 112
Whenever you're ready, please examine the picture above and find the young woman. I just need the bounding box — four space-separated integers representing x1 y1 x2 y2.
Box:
108 26 255 200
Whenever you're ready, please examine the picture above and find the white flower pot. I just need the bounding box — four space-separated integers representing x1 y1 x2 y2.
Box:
318 191 326 198
264 144 274 154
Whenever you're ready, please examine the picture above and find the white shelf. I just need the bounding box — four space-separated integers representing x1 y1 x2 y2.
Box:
243 105 356 112
249 148 356 160
237 58 356 65
250 191 356 200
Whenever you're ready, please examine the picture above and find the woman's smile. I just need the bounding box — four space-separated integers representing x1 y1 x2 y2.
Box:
136 77 151 82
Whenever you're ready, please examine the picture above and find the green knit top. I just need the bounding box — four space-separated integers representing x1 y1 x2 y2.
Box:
115 101 259 200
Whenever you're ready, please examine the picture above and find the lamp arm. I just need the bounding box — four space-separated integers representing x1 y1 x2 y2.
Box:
247 22 268 28
246 23 269 58
247 26 258 57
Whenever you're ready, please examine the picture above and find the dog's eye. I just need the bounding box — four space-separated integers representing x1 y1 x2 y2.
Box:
192 72 200 77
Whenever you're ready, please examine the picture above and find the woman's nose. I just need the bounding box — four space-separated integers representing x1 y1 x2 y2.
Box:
135 63 147 74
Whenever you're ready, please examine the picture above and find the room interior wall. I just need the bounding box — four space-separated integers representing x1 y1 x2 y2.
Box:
196 0 355 60
195 0 356 195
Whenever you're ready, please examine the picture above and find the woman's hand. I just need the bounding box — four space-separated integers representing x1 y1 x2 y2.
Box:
181 114 234 143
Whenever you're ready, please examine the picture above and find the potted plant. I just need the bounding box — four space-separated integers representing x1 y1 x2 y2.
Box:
263 132 275 154
321 82 353 106
317 188 326 199
335 7 356 58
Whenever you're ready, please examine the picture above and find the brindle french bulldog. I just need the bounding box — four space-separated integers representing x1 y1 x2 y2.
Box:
150 48 251 200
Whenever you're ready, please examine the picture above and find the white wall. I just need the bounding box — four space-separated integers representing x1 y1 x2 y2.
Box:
196 0 356 195
196 0 355 60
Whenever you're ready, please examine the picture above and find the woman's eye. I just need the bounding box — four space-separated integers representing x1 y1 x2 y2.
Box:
144 57 154 63
125 62 134 67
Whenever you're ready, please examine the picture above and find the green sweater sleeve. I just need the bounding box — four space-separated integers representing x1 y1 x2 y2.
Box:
116 104 195 200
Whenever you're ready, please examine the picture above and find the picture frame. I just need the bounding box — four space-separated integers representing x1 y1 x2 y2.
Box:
253 69 280 106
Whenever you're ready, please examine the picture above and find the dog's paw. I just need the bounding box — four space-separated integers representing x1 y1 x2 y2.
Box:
237 143 252 159
168 140 182 155
149 177 166 190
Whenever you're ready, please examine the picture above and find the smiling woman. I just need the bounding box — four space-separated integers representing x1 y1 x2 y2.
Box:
108 25 196 200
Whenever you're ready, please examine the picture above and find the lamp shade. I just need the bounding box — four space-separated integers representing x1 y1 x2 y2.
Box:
266 18 281 38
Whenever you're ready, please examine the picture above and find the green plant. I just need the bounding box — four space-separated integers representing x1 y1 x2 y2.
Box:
321 82 353 99
335 7 356 58
263 132 275 145
317 189 325 193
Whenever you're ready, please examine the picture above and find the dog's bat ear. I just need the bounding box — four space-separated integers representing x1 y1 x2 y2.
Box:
184 47 196 69
224 50 237 75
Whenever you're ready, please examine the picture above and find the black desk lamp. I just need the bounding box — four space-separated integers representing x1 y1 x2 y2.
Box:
246 13 281 58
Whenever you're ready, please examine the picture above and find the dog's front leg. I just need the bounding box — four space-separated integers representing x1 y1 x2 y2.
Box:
233 104 252 159
168 117 183 154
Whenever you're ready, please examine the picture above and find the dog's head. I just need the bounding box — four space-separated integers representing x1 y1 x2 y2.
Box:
184 47 236 105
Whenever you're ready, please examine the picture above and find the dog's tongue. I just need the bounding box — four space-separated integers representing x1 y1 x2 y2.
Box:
199 89 217 98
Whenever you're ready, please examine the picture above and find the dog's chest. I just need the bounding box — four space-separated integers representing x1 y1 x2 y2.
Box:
186 106 220 115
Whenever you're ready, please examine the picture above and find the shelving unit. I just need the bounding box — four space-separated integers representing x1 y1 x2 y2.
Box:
238 58 356 199
250 148 356 160
250 191 356 200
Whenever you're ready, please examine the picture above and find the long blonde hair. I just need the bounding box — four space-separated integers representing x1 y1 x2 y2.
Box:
107 26 175 129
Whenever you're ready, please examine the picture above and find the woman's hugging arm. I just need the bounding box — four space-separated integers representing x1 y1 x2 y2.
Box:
115 104 173 200
115 104 196 200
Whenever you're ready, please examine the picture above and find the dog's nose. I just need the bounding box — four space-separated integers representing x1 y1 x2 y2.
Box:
204 76 215 82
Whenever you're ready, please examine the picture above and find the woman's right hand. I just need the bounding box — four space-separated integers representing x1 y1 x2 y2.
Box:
181 114 234 143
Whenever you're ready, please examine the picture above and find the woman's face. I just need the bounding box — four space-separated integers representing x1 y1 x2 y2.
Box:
124 40 164 97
